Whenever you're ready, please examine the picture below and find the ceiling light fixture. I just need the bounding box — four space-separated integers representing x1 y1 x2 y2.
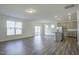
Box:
54 16 58 18
68 13 71 16
25 8 36 13
54 16 61 20
57 18 61 20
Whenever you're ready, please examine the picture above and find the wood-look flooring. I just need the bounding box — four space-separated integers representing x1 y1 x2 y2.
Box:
0 35 78 55
52 37 79 55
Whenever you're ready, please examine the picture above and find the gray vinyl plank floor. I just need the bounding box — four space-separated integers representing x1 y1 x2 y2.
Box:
0 35 78 55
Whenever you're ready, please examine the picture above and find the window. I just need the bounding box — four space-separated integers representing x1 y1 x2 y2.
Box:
51 24 55 28
44 24 49 35
35 26 41 35
6 21 22 35
15 22 22 35
44 24 55 35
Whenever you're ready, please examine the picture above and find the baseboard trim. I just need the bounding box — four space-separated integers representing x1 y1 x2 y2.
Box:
0 35 34 43
19 35 34 39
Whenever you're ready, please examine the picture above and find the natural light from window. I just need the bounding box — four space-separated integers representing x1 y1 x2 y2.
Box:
6 21 22 35
51 24 55 28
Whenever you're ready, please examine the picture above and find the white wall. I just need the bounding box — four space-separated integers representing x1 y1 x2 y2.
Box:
0 14 57 42
77 5 79 46
0 14 33 42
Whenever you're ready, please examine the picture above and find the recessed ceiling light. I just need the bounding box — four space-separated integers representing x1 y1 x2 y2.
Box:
57 18 61 20
54 16 61 20
68 13 71 16
54 16 58 18
25 8 36 13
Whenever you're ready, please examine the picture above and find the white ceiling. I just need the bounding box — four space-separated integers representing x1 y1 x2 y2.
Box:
0 4 77 21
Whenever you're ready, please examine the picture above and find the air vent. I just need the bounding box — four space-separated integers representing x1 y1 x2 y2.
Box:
64 4 75 9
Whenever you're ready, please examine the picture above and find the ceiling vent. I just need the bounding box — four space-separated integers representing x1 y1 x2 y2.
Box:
64 4 75 9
